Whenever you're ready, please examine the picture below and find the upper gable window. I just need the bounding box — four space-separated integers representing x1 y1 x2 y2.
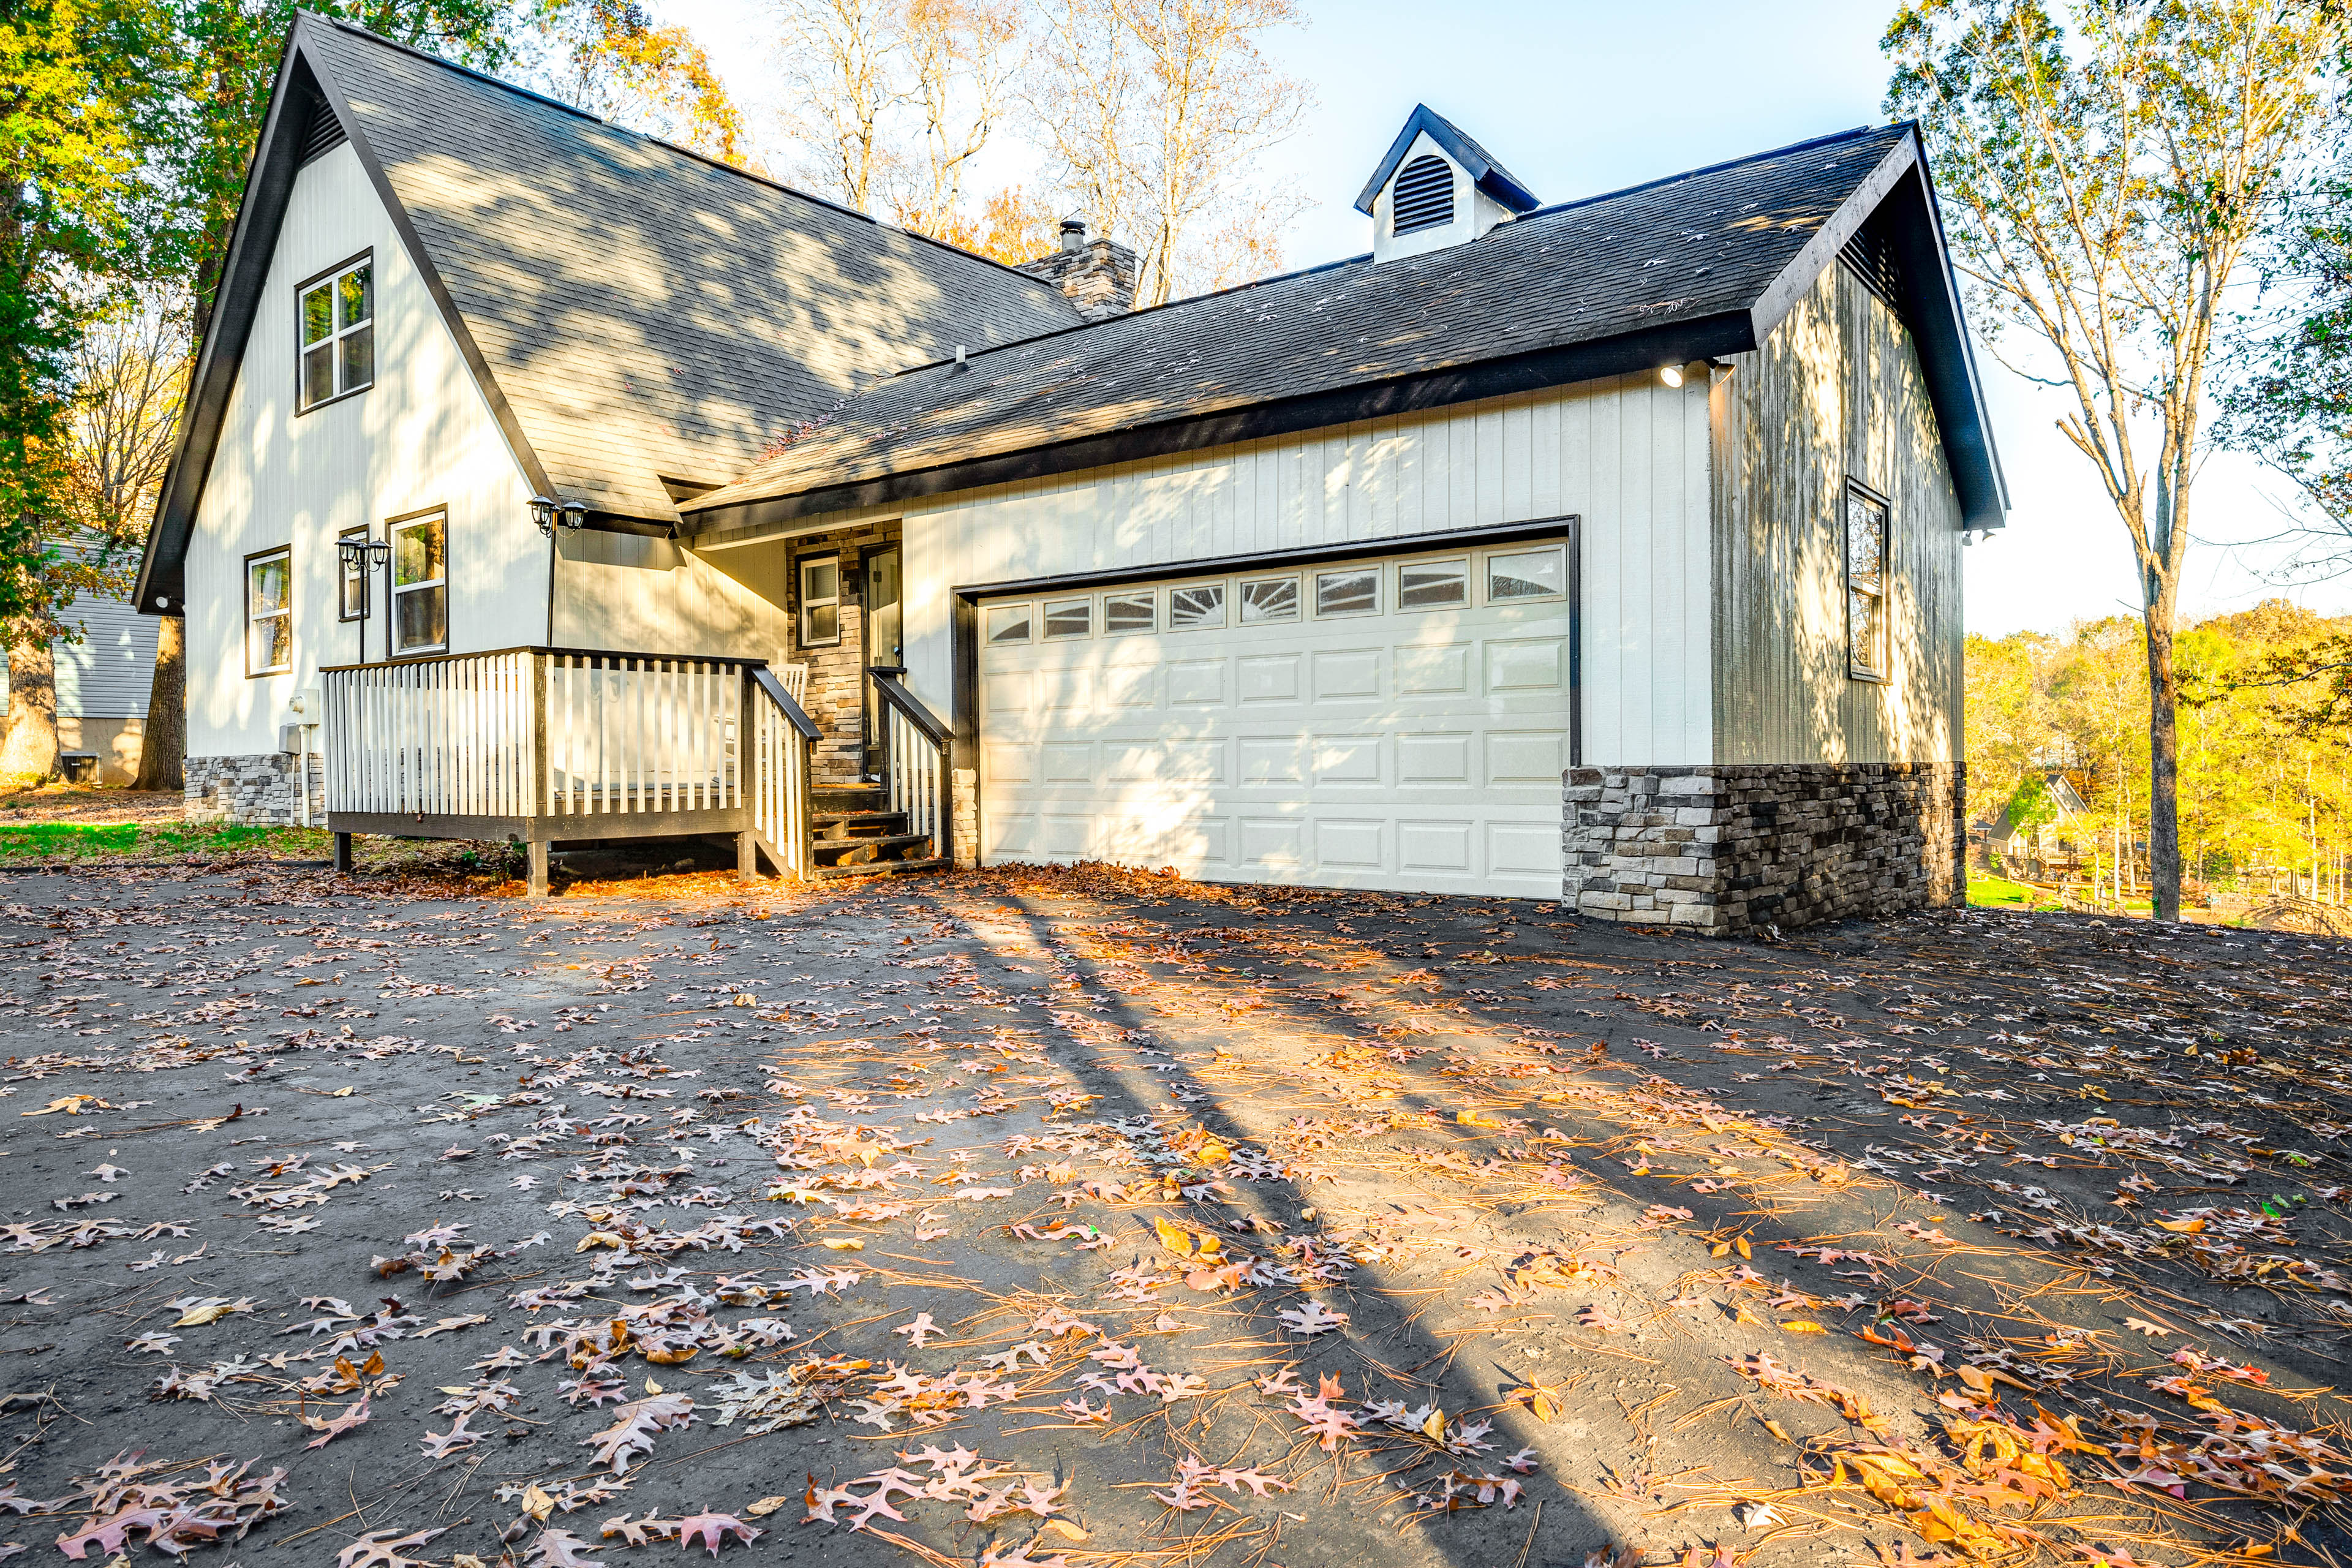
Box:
299 255 374 411
1391 154 1455 236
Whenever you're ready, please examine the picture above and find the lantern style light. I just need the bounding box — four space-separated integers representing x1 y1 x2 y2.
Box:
529 495 559 537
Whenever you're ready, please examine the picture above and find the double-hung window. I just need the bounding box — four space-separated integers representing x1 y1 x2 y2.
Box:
390 511 447 654
799 556 840 646
246 548 292 676
1844 479 1891 681
299 255 374 411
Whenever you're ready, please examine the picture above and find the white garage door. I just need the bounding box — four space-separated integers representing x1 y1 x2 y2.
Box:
976 535 1574 897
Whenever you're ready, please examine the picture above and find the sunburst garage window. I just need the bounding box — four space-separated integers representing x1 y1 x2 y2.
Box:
299 256 373 410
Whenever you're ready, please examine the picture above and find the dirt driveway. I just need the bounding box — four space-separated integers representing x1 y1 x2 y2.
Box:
1 860 2348 1568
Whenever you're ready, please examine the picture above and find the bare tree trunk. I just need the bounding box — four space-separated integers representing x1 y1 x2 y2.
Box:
1 635 61 782
131 614 184 793
2143 568 2183 922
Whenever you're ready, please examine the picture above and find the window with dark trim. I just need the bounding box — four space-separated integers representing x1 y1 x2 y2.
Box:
799 555 840 646
337 526 369 620
298 254 374 412
390 511 447 654
1844 479 1891 681
246 547 292 676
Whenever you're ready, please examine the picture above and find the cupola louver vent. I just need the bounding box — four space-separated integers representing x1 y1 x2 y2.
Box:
1390 154 1455 236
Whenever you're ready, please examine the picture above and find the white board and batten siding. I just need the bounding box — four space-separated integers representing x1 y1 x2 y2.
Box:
184 140 541 760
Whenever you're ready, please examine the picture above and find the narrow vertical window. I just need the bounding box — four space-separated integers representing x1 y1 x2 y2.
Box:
390 511 447 654
1845 480 1891 680
246 548 292 676
799 556 840 646
337 526 369 620
298 255 374 410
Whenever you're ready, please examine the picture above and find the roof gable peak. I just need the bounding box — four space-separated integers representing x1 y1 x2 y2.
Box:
1354 104 1539 219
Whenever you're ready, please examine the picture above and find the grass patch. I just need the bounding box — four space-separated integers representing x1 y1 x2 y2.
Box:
1969 871 2052 910
0 821 333 861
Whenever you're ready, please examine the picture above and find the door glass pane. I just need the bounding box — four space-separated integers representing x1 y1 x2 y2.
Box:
301 283 332 345
1103 590 1154 634
1399 559 1466 608
1043 598 1090 638
986 604 1031 643
1315 569 1378 617
1169 584 1223 628
396 584 447 652
866 549 902 665
393 517 443 586
1238 576 1297 623
1488 546 1565 601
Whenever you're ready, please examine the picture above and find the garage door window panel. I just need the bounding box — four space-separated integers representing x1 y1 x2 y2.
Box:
987 604 1032 644
1044 598 1091 638
1487 546 1565 603
1104 590 1155 635
1316 569 1379 618
1399 558 1467 610
1169 584 1225 630
1239 576 1298 624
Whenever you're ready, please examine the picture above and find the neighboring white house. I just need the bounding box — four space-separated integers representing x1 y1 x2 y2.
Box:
1 540 159 785
135 17 2008 931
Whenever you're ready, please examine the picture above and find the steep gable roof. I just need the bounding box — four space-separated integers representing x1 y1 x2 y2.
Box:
137 13 1079 613
683 123 2008 535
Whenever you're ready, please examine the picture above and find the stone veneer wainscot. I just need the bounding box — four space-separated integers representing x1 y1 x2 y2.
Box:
1562 763 1964 936
186 752 325 826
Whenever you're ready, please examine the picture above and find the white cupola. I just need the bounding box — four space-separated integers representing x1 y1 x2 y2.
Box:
1356 104 1540 265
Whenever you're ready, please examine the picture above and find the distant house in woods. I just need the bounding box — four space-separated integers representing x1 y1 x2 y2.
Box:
0 540 159 785
1987 773 2089 868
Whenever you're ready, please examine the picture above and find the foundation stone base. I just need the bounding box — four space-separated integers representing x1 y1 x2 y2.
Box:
1562 762 1964 936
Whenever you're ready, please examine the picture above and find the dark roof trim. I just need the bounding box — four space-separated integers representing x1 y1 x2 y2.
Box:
1354 104 1540 217
134 38 314 616
954 514 1578 601
1749 126 2005 529
134 17 556 617
313 21 554 499
680 312 1754 539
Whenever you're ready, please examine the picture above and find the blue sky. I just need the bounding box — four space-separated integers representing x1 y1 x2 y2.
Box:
658 0 2350 636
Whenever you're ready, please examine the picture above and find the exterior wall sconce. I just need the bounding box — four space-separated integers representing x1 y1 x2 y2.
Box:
532 496 590 537
1659 363 1684 388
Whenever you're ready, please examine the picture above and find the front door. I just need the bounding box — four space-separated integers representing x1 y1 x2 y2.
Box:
862 546 902 779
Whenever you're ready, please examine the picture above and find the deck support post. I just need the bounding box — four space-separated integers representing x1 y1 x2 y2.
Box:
333 832 352 875
736 829 756 883
527 840 550 899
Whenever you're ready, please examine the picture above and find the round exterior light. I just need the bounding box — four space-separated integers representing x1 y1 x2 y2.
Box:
1659 364 1684 388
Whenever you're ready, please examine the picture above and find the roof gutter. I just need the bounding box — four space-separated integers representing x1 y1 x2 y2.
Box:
679 310 1758 541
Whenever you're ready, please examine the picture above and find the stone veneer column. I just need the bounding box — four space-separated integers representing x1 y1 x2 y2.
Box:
1562 763 1965 936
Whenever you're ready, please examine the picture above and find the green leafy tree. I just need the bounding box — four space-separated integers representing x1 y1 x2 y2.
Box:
1885 0 2343 922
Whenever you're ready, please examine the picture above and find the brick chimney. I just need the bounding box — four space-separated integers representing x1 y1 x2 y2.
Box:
1017 217 1137 321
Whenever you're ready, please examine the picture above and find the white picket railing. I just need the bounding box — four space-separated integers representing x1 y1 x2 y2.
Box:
750 668 819 878
543 652 742 816
322 649 537 818
872 669 950 862
323 647 763 822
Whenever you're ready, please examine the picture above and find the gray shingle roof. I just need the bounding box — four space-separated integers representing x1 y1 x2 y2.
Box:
684 123 1936 524
304 17 1081 521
